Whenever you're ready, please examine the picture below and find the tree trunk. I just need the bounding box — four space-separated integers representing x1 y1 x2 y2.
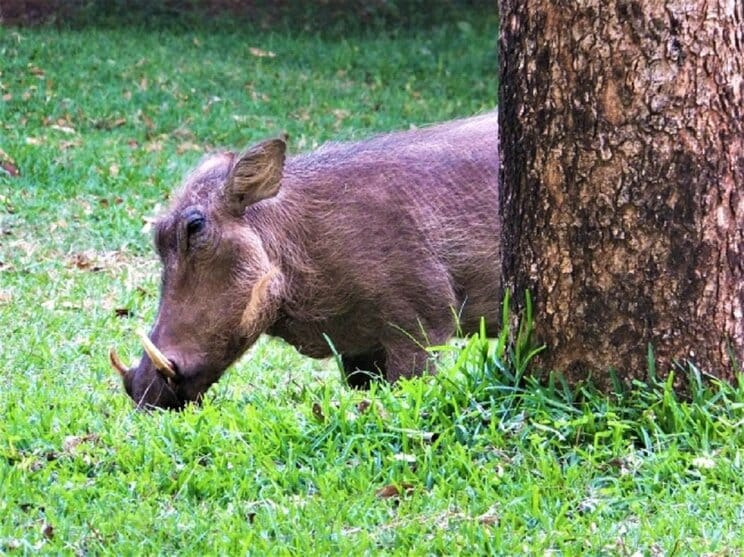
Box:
498 1 743 388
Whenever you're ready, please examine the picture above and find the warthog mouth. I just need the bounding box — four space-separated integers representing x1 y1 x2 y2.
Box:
109 332 188 411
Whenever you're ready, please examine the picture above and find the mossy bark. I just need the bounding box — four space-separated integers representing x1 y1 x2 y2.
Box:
499 1 743 387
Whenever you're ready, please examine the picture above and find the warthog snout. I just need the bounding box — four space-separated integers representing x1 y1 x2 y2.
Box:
110 333 193 410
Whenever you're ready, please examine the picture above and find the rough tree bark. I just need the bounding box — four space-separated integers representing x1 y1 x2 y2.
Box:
499 1 743 388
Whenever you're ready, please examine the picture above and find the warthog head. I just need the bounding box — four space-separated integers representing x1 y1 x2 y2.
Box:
110 138 287 410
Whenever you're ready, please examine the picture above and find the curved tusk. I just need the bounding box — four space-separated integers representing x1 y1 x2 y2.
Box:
137 330 176 379
109 347 129 377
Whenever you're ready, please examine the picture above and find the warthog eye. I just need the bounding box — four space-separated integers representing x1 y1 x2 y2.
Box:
178 206 208 254
185 209 206 236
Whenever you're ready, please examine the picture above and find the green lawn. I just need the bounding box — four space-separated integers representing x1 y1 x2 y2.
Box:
2 11 744 555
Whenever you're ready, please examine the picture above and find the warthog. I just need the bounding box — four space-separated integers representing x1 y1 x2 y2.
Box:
110 112 501 409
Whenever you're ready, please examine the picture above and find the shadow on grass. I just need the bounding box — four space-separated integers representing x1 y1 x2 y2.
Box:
1 0 495 37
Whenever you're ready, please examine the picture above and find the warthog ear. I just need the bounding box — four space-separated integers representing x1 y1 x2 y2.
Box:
225 138 286 215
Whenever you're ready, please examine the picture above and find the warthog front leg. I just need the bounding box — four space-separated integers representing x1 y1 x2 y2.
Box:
383 324 453 383
341 349 386 389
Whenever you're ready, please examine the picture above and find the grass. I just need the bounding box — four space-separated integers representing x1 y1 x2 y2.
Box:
2 10 744 555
